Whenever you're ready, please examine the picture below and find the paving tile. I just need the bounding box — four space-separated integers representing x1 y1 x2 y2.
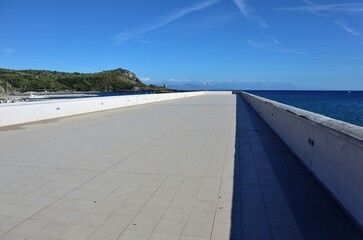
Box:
242 225 272 240
78 212 109 227
162 208 190 220
241 201 266 214
187 209 215 223
192 200 217 210
0 216 26 234
154 219 185 235
169 198 194 209
91 201 121 214
217 199 234 211
114 204 143 216
211 223 231 239
265 202 292 215
127 217 159 232
54 209 87 224
102 214 133 229
149 233 180 240
0 232 29 240
268 214 299 228
241 212 269 226
137 206 166 219
215 210 241 224
32 221 71 238
87 225 124 240
10 205 44 218
241 192 264 203
146 197 172 208
8 219 46 235
60 224 96 240
270 227 304 240
123 196 149 206
117 230 151 240
26 236 55 240
31 207 65 221
179 236 209 240
182 221 213 238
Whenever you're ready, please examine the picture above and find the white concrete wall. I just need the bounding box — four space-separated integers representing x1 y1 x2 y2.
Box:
241 91 363 229
0 92 204 127
203 91 232 95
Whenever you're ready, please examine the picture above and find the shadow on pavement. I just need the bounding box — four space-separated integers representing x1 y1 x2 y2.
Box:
230 94 363 240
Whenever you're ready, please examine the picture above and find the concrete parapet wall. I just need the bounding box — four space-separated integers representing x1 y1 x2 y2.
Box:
241 91 363 229
203 91 232 95
0 92 204 127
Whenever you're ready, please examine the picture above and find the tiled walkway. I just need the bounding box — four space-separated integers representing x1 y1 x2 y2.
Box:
0 94 361 240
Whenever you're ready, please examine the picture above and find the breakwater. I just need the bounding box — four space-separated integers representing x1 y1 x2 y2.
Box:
241 91 363 230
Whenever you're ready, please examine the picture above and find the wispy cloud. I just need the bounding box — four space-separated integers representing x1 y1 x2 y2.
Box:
279 2 363 42
232 0 267 28
137 40 155 45
298 0 326 16
335 20 363 40
268 36 281 46
246 37 307 55
0 48 15 55
301 0 313 4
277 3 363 14
114 0 219 44
172 11 239 35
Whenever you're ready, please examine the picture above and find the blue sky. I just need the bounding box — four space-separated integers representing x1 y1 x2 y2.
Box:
1 0 363 90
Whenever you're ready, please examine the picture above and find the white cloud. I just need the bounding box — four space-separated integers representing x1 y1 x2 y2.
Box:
140 77 152 82
167 78 194 83
232 0 267 28
246 37 307 55
114 0 219 44
335 20 363 40
277 3 363 14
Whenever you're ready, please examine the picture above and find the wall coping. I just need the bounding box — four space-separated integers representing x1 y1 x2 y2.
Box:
241 91 363 147
0 92 205 108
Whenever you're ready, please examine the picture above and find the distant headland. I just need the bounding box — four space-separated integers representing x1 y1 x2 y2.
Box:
0 68 169 93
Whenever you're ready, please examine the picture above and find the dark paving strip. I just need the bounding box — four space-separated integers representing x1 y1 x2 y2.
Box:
231 95 363 240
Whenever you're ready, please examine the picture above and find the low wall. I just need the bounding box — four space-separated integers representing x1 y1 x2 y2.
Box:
203 91 232 95
0 92 204 127
241 91 363 229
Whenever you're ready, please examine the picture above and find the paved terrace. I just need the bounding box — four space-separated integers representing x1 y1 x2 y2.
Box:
0 94 361 240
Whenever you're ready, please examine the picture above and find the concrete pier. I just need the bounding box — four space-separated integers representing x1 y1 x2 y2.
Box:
0 94 361 239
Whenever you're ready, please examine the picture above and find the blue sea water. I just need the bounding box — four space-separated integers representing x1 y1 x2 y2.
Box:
247 91 363 127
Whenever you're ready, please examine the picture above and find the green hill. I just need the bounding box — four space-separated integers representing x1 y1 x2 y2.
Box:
0 68 167 93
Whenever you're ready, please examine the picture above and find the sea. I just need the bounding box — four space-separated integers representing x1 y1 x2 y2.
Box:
247 91 363 127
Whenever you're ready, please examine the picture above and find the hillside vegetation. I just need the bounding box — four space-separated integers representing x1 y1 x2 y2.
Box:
0 68 166 93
